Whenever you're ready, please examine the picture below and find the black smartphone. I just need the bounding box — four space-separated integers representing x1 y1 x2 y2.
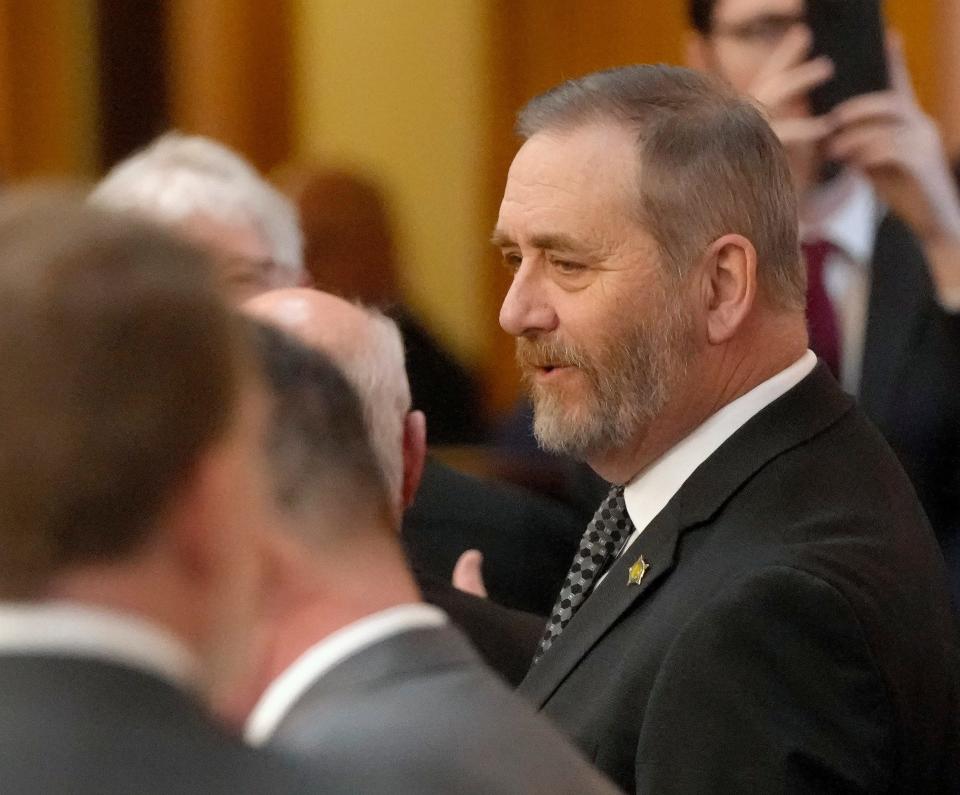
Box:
807 0 889 117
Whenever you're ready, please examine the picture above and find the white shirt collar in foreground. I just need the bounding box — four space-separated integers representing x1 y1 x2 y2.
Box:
0 600 198 689
800 170 881 267
245 602 447 746
618 351 817 559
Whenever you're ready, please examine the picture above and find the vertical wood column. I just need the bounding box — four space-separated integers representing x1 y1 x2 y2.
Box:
935 0 960 158
166 0 294 171
0 0 98 180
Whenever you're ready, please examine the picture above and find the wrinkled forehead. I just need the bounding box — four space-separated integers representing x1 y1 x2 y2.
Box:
499 124 640 233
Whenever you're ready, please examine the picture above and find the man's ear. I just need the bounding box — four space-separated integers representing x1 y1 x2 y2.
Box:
698 234 758 345
401 410 427 510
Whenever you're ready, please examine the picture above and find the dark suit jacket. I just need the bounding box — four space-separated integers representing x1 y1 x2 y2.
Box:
0 654 314 794
390 307 486 444
403 457 585 614
859 215 960 606
416 569 544 685
269 623 619 794
519 364 960 793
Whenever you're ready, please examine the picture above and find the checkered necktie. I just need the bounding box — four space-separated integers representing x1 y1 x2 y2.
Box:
533 485 634 664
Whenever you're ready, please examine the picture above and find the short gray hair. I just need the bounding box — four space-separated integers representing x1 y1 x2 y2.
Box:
517 64 804 310
90 132 305 284
333 308 410 510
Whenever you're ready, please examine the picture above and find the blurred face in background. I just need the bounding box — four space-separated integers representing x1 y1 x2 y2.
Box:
697 0 807 93
178 213 282 303
690 0 823 192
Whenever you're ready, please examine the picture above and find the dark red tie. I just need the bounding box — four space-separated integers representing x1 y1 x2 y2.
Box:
802 240 841 378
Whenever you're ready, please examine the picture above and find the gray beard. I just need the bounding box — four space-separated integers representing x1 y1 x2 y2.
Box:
524 300 694 461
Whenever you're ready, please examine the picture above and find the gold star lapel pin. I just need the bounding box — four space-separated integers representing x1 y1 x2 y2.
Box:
627 555 650 586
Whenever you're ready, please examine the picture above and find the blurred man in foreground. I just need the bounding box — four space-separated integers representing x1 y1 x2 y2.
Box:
91 132 306 301
245 287 544 684
234 321 616 794
688 0 960 602
0 194 313 793
498 64 960 792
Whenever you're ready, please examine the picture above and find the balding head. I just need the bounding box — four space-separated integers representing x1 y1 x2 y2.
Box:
244 288 418 519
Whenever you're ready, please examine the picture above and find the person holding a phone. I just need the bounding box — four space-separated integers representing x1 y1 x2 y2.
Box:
689 0 960 606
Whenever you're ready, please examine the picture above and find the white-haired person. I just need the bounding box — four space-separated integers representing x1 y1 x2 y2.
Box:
91 132 307 301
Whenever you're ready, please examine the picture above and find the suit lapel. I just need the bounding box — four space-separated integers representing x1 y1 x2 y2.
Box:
518 504 682 707
859 214 928 421
520 364 854 708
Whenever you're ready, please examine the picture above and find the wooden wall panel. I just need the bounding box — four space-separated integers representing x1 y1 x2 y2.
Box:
0 1 98 180
167 0 294 171
935 0 960 156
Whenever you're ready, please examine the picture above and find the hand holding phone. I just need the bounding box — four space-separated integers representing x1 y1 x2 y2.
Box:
807 0 890 117
827 33 960 247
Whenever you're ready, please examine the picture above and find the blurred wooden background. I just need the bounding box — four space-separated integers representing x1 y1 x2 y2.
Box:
0 0 954 418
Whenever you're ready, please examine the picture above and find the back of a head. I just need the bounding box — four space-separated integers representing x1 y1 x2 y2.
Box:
518 63 803 310
91 132 304 284
249 320 393 543
330 307 409 511
244 288 411 512
0 192 245 598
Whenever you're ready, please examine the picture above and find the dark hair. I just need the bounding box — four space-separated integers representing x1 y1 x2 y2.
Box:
0 192 246 597
248 320 391 537
516 64 803 310
689 0 717 33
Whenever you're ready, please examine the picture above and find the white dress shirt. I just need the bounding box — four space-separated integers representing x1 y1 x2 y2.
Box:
598 350 817 584
800 170 881 396
245 603 447 746
0 601 197 688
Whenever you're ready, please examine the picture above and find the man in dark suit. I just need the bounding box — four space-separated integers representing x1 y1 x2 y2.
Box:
0 195 314 793
244 287 547 683
232 323 617 793
687 0 960 604
494 64 960 791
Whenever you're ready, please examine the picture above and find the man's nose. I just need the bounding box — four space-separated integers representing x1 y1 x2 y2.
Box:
499 262 558 337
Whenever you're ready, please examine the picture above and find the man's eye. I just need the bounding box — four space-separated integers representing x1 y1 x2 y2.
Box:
553 259 585 275
728 15 802 44
502 251 522 272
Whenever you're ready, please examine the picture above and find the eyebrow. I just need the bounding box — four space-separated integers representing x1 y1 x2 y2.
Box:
489 229 588 254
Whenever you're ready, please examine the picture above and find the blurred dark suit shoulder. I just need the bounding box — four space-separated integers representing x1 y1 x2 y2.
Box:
861 213 960 604
416 570 543 685
0 656 313 794
390 307 486 445
403 457 584 614
270 624 618 794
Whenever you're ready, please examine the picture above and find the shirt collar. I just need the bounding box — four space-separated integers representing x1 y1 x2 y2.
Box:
245 602 447 746
0 601 198 689
623 351 817 535
800 170 881 267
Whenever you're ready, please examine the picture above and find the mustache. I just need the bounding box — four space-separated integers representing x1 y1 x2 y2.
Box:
515 336 590 371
